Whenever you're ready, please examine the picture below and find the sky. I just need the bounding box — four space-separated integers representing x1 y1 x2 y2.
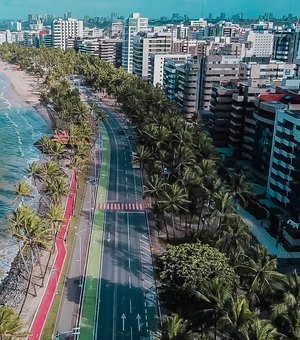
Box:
0 0 298 20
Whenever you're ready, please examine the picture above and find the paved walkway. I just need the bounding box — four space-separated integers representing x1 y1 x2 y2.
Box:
237 204 300 259
27 172 77 340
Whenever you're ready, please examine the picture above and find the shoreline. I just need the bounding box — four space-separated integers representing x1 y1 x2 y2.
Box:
0 60 55 314
0 60 54 127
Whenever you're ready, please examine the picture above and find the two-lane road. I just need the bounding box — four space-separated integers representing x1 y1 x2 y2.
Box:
94 107 158 339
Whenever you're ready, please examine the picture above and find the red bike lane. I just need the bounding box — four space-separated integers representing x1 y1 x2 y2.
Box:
28 172 77 340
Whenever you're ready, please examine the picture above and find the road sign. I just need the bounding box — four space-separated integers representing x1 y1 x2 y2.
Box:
136 314 142 331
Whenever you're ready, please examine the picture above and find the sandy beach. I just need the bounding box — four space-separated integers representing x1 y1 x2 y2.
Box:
0 60 53 125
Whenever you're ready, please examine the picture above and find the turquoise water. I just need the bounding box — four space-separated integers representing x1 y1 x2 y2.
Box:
0 75 51 274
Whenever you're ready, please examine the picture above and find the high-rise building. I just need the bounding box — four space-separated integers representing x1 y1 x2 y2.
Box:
245 30 274 58
209 86 237 147
150 53 190 86
272 30 298 63
121 13 148 73
99 39 122 67
267 108 300 219
52 18 83 50
132 32 172 80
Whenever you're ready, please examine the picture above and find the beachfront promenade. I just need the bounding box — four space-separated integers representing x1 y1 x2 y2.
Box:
28 173 77 340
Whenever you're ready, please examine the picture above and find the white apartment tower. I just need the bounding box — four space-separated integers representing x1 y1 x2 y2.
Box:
52 18 84 50
121 13 148 73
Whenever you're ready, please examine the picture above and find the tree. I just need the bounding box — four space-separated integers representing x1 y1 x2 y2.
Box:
249 319 279 340
218 297 257 340
272 270 300 339
12 181 32 204
0 306 27 339
27 161 42 185
158 243 237 311
157 182 190 239
210 192 236 232
45 176 69 204
159 314 194 340
229 172 253 205
237 245 286 307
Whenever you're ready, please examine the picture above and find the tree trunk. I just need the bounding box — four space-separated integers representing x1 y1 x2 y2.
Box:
29 247 37 297
163 215 169 241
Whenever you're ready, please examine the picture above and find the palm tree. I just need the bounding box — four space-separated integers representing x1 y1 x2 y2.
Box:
249 319 279 340
12 181 32 204
46 203 65 245
237 245 286 307
229 171 253 205
271 270 300 339
210 192 236 232
159 314 192 340
27 161 42 185
136 145 153 171
158 182 190 239
189 278 234 338
0 306 27 339
218 297 257 340
45 176 69 204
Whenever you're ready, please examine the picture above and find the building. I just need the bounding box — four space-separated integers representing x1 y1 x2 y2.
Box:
163 59 184 101
209 86 237 147
121 13 148 73
267 108 300 224
10 21 22 32
199 55 240 110
239 61 296 82
132 32 172 80
111 22 123 38
245 29 274 58
176 57 202 118
272 30 298 63
78 39 100 56
150 53 190 86
52 18 83 50
99 39 122 67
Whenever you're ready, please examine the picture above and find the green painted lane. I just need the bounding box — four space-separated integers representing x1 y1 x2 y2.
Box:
78 122 110 340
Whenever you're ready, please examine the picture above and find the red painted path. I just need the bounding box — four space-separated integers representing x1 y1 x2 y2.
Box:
28 173 77 340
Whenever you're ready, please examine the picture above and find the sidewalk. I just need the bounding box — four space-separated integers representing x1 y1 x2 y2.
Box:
27 172 77 340
237 204 300 259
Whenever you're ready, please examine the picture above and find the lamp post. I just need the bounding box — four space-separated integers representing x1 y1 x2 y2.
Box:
75 227 91 287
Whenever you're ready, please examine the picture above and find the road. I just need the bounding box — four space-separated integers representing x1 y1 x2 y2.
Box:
78 98 159 339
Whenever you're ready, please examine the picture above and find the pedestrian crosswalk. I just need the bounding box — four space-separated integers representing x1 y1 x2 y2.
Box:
97 202 144 211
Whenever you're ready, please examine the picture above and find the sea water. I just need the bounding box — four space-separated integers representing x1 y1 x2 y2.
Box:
0 75 51 276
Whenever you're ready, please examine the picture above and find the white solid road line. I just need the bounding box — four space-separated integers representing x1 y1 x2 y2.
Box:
129 298 132 313
128 275 132 289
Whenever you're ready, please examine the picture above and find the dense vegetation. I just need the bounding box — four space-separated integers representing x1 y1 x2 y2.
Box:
0 44 299 339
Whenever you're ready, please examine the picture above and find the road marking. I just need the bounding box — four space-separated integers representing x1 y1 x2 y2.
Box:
126 177 128 181
136 314 141 332
131 327 133 340
129 299 132 313
129 276 132 289
121 313 126 332
127 213 130 251
107 232 111 242
128 257 131 269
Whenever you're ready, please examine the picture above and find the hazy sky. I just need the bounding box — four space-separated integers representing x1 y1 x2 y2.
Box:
0 0 298 19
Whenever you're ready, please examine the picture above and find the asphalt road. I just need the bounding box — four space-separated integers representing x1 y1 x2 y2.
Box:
94 103 159 340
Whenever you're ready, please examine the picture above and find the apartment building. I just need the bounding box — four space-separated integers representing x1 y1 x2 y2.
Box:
239 61 296 81
99 39 122 67
272 29 299 63
132 32 172 80
245 29 274 58
52 18 83 50
267 108 300 223
209 86 237 147
150 53 190 86
199 55 240 110
121 13 148 73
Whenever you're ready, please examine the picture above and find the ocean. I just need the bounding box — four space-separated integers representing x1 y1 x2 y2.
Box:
0 75 51 276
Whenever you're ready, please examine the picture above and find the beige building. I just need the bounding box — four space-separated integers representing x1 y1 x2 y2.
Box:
132 32 172 80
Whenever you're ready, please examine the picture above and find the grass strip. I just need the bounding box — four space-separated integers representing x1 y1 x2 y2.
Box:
78 123 110 339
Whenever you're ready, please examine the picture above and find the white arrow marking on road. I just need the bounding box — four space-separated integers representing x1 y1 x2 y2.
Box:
121 313 126 331
136 314 141 332
107 232 111 242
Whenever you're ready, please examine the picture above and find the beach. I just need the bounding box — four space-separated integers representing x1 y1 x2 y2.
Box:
0 60 53 125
